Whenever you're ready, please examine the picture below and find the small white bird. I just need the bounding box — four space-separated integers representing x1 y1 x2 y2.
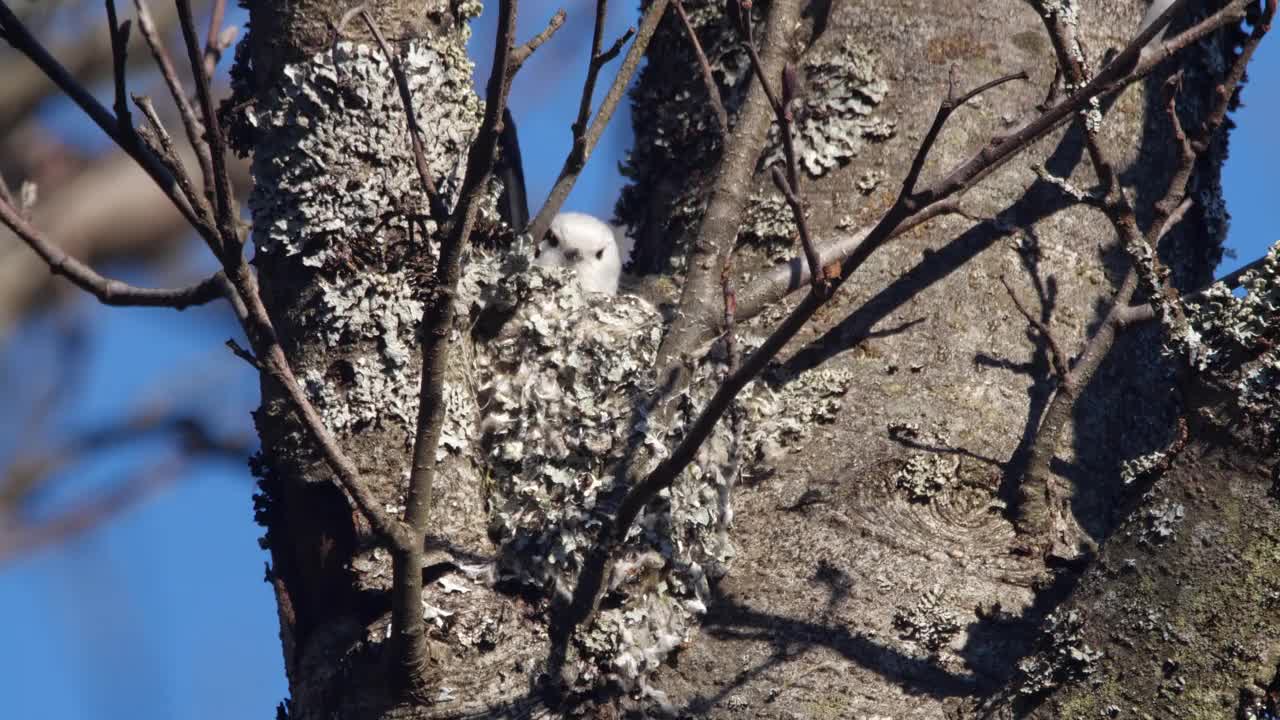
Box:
535 212 624 295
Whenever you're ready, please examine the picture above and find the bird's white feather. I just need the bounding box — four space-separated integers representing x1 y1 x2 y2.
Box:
535 212 623 295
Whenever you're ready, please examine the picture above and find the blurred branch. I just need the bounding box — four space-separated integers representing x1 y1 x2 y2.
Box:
0 194 225 308
526 0 660 242
0 0 192 138
0 408 252 565
0 457 185 565
0 145 251 337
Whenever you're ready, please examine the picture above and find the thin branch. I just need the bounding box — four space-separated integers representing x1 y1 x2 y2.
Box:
394 0 526 697
133 0 215 206
526 0 666 241
673 0 728 137
133 93 212 224
355 7 449 221
104 0 132 125
201 0 227 77
607 0 1257 552
0 197 224 309
509 8 566 73
174 0 239 257
770 165 824 295
0 1 208 236
903 68 1030 200
573 0 618 140
1118 252 1270 327
734 201 965 320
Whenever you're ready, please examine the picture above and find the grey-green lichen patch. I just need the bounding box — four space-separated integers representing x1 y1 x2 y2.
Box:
885 422 962 501
742 367 854 450
1182 241 1280 444
762 37 895 178
856 169 886 194
471 251 737 693
316 271 423 367
1138 499 1185 545
739 191 798 260
1120 446 1173 486
893 585 961 653
892 453 962 502
1013 608 1103 697
245 40 481 266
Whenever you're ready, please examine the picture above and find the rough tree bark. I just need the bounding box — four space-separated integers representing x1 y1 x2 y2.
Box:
233 0 1278 717
5 0 1275 718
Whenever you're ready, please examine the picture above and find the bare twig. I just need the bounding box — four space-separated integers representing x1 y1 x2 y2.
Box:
0 2 207 235
673 0 729 137
904 68 1030 199
0 197 224 309
394 0 528 696
104 0 132 125
526 0 666 241
133 93 212 224
734 201 964 320
201 0 227 77
1118 252 1270 327
771 165 824 295
133 0 216 205
354 7 449 221
174 0 239 258
510 9 566 73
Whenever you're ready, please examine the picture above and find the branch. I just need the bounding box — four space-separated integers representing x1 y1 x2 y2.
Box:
733 201 965 320
104 0 132 125
0 1 209 237
673 0 728 137
394 0 532 697
0 196 224 309
734 7 828 295
1117 252 1270 327
174 0 239 258
526 0 665 242
133 0 216 212
351 6 449 221
770 164 824 295
133 93 212 225
201 0 228 77
610 0 1258 551
509 8 566 73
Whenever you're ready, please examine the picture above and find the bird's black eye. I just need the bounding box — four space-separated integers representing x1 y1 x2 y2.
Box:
546 233 559 248
595 248 604 260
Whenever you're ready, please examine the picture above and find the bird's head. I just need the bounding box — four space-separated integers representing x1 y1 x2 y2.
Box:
535 212 623 295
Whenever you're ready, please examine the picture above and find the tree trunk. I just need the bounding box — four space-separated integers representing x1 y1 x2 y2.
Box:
230 0 1278 717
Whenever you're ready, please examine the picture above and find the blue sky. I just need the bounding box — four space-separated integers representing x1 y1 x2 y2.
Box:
1 3 1276 718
